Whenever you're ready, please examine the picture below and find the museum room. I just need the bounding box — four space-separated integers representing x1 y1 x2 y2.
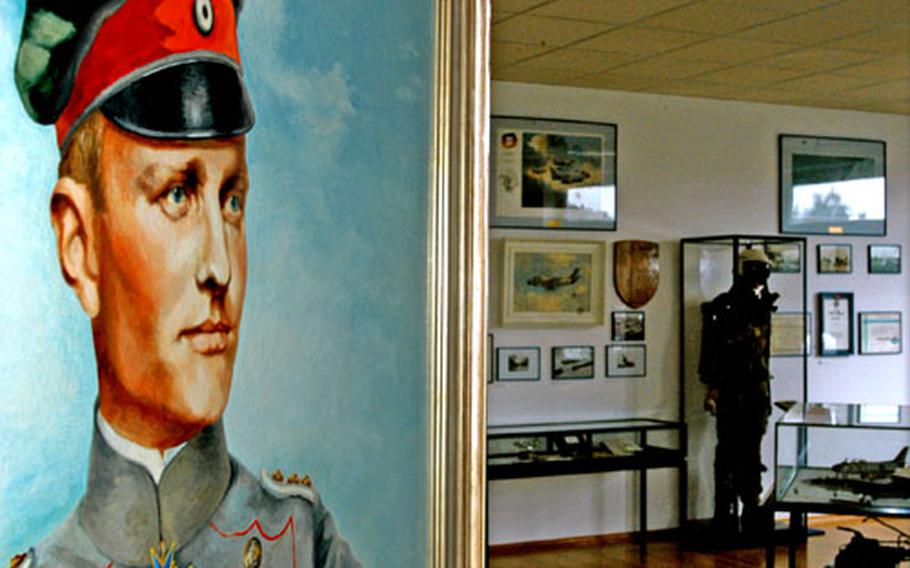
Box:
484 0 910 567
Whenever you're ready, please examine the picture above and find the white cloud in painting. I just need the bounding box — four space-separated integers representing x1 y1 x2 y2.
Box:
395 74 423 104
242 0 356 157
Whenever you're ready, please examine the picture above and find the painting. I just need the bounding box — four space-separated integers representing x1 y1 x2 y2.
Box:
552 346 595 380
496 347 541 381
605 345 646 378
502 240 605 327
765 242 801 273
490 116 617 230
869 244 901 274
779 134 886 236
817 244 853 274
0 1 438 566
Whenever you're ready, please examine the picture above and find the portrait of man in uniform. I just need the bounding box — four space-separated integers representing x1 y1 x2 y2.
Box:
8 0 361 566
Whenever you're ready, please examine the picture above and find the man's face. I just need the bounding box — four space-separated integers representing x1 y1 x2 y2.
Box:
93 123 249 428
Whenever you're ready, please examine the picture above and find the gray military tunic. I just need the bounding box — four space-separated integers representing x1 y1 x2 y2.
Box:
18 421 360 567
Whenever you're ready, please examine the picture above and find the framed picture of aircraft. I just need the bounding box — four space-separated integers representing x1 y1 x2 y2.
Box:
501 240 605 327
490 116 617 231
496 347 541 381
552 346 595 380
605 345 646 378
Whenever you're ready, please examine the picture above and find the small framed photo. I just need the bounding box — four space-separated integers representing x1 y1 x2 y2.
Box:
765 242 801 273
779 134 886 236
612 311 644 342
496 347 541 381
605 345 646 378
819 292 854 356
771 311 811 357
859 312 902 355
818 244 852 274
869 244 901 274
552 346 595 380
490 116 617 230
502 239 605 327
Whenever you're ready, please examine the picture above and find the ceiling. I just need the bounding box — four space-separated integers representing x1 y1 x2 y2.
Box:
491 0 910 115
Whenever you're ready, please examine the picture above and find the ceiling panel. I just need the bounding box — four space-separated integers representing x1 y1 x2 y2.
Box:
527 0 695 24
636 1 793 34
491 0 910 114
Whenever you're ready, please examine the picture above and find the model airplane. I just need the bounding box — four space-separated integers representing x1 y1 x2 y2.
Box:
526 267 581 290
833 447 909 481
807 475 910 505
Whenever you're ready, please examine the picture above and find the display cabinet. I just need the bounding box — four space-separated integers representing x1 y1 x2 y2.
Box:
487 418 686 551
768 403 910 567
679 235 808 522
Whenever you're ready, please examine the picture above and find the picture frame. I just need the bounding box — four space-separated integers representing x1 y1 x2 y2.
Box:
771 311 811 357
779 134 886 236
612 310 645 342
869 244 901 274
495 347 541 381
859 312 902 355
552 346 595 380
490 116 617 230
818 244 852 274
765 241 801 273
819 292 854 356
605 345 646 378
502 239 605 327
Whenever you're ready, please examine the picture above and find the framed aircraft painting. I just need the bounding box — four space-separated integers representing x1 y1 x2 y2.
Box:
501 239 606 327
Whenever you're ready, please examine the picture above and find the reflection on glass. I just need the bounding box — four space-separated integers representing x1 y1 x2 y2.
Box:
567 185 615 216
860 405 901 424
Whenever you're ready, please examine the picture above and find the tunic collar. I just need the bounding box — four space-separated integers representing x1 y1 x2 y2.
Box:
96 412 187 485
80 415 232 566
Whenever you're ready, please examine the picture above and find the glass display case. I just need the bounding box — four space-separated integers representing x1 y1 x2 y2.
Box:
775 403 910 514
680 235 808 522
487 418 687 549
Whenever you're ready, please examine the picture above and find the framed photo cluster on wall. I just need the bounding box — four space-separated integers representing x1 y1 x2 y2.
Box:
492 344 649 381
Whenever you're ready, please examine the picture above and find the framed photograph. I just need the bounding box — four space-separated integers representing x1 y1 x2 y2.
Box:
818 244 852 274
869 244 901 274
490 116 617 230
779 134 886 236
771 311 811 357
612 311 645 341
502 240 605 327
765 242 801 273
859 312 902 355
496 347 541 381
819 292 854 356
552 346 595 380
606 345 646 378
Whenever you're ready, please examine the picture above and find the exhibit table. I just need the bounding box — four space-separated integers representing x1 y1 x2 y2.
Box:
487 418 687 554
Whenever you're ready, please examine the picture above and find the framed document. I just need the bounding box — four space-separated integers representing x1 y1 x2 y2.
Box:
490 116 617 230
859 312 902 355
779 134 886 236
771 311 810 357
818 292 854 356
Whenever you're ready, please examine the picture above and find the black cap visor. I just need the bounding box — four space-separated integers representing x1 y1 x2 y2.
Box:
100 59 254 141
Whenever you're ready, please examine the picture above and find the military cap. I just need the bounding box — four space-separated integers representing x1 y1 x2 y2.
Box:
15 0 254 151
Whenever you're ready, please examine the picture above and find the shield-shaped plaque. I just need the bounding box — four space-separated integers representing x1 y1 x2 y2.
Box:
614 240 659 309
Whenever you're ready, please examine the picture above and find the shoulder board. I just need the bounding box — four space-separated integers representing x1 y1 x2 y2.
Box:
260 468 320 504
9 551 31 568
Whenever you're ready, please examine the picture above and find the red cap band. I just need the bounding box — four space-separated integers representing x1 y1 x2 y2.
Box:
56 0 240 147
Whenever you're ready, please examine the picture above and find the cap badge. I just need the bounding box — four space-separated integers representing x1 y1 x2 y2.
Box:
194 0 215 36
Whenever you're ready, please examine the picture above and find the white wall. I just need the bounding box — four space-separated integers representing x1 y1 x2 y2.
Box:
488 80 910 545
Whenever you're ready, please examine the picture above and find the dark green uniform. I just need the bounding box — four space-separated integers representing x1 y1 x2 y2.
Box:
700 281 777 532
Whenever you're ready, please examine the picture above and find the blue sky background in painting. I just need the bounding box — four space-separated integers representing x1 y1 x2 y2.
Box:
0 1 432 565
